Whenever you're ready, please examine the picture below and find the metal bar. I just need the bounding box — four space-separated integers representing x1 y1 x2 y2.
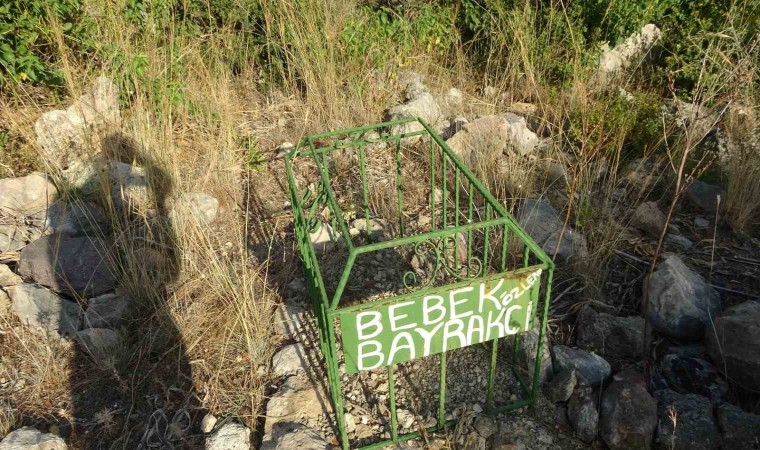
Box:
467 179 474 277
356 420 457 450
442 149 447 230
530 268 554 407
439 351 447 428
430 136 436 232
417 119 553 268
389 365 398 442
454 167 460 272
395 138 404 236
313 153 355 253
487 339 498 412
353 217 512 255
359 144 371 238
483 204 491 276
329 250 357 310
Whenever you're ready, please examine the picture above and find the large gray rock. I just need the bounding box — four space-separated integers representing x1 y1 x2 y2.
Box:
716 403 760 448
685 181 726 213
8 283 80 337
654 389 719 449
0 173 58 218
205 422 250 450
82 293 129 329
36 200 109 236
76 327 121 359
0 426 67 450
261 422 332 450
552 345 611 386
35 77 120 173
18 233 117 297
659 354 726 401
706 300 760 391
645 255 720 340
446 114 540 161
568 384 598 443
518 199 587 263
631 202 666 238
386 75 443 142
575 307 645 359
599 370 657 449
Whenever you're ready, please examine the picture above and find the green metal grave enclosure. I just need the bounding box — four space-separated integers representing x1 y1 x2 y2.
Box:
285 118 554 449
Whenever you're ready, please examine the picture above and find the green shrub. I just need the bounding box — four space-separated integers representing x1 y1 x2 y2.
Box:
0 0 93 87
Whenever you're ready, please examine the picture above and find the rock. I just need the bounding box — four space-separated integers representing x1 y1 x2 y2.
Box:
645 255 721 340
351 218 385 233
659 354 726 401
274 302 306 339
554 403 572 430
567 387 598 443
344 412 356 433
201 413 217 433
386 75 443 142
716 403 760 448
0 288 10 316
685 181 726 213
446 114 540 164
666 234 693 251
542 228 589 263
442 88 463 111
205 422 250 450
8 283 80 337
0 264 21 287
694 216 710 228
632 202 666 238
265 375 329 433
76 328 120 359
575 307 645 359
494 417 557 449
309 222 338 253
599 370 657 449
544 369 576 403
276 142 294 158
36 200 109 236
271 343 308 377
35 77 120 172
474 416 497 439
596 24 662 86
173 192 219 225
512 327 553 385
518 199 561 244
654 389 719 449
261 422 332 450
0 173 58 218
0 225 34 252
543 161 567 186
0 426 67 450
397 409 415 429
82 293 129 329
483 86 498 98
18 233 117 297
706 300 760 391
95 159 149 211
552 345 611 386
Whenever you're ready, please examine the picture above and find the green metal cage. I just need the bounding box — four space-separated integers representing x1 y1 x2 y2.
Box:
285 118 554 449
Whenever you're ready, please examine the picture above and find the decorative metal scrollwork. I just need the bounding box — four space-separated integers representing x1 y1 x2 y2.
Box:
403 235 482 289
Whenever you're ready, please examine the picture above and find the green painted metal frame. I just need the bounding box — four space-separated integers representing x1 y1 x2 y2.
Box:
285 118 555 450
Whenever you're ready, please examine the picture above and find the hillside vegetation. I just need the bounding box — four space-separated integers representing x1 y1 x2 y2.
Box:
1 0 759 448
